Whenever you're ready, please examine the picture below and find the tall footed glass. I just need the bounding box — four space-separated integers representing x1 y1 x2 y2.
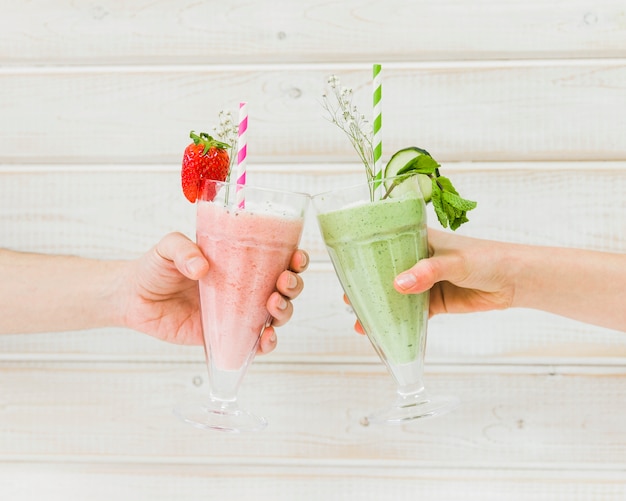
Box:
175 179 308 432
312 177 458 425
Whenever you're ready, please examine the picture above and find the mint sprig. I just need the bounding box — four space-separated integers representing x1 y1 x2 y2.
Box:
430 175 477 230
386 151 477 231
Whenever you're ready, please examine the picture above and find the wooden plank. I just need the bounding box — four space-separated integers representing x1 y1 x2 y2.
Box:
1 62 625 163
1 0 625 64
2 163 626 260
1 463 625 501
1 361 625 468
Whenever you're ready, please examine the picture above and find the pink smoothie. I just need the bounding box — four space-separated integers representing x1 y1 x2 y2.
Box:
196 200 304 371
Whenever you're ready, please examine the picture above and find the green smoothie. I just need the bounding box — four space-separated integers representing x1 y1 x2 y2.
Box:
317 192 429 366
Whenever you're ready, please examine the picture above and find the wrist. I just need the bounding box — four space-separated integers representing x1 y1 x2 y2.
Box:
504 241 535 310
508 242 564 311
94 259 131 329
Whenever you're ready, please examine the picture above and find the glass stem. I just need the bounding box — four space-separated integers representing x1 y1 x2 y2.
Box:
397 380 425 399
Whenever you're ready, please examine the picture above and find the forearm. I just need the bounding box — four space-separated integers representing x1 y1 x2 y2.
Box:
510 244 626 332
0 249 126 334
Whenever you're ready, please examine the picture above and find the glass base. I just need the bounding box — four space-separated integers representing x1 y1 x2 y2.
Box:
361 391 459 426
174 399 267 433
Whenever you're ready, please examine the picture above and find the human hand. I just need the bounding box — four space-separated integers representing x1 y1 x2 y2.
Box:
350 228 514 334
393 228 514 316
117 232 308 352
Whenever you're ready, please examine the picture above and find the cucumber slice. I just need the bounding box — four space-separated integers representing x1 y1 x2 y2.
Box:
417 173 433 202
385 174 429 200
384 146 433 202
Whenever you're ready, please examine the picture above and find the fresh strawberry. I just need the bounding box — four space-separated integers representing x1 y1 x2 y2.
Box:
181 131 231 202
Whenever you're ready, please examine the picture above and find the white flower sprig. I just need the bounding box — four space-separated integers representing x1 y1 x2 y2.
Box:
322 75 375 182
212 110 239 179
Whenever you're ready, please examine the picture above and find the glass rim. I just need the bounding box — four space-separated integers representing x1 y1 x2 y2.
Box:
197 178 310 200
311 174 425 200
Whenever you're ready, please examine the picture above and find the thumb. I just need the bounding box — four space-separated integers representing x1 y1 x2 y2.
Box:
394 253 463 294
394 258 439 294
155 232 209 280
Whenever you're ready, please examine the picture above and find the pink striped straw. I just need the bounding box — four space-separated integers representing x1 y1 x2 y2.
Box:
236 101 248 208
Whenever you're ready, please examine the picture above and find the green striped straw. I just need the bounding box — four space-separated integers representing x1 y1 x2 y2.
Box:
372 63 382 190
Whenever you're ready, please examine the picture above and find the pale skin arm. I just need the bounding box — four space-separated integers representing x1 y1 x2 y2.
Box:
391 229 626 333
0 232 309 353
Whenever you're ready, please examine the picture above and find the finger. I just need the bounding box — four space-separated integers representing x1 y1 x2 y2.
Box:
394 253 464 294
355 319 365 335
267 291 293 327
257 326 278 355
341 294 365 334
289 249 309 273
394 259 438 294
154 232 209 280
276 270 303 300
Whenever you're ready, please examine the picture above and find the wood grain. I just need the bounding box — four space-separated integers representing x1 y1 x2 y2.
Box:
1 464 625 501
1 63 625 164
1 463 625 501
1 162 625 260
0 362 625 469
2 0 625 64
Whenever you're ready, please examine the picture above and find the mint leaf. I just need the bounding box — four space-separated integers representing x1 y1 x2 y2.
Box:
430 181 448 228
431 175 477 230
442 190 478 212
396 153 440 177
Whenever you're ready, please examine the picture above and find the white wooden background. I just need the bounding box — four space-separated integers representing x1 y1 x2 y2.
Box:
1 1 625 499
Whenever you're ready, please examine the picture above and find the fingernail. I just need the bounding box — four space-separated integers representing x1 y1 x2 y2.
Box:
269 332 277 344
299 251 309 269
186 257 205 276
395 273 417 290
278 297 288 310
287 273 298 289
